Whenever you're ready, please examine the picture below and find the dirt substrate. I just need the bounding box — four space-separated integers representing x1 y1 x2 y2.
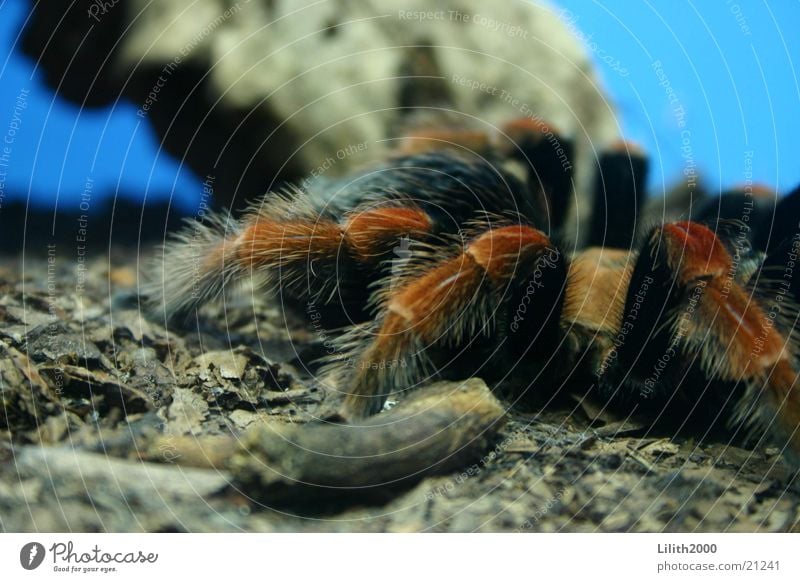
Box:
1 251 798 532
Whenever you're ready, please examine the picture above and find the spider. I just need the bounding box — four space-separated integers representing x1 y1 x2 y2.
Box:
149 118 800 470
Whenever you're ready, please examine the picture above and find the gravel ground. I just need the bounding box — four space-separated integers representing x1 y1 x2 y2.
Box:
1 250 799 532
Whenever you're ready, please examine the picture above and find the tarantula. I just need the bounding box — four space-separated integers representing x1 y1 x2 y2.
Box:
149 118 800 469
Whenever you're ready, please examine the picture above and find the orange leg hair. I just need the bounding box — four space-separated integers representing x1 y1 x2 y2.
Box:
661 221 800 459
334 224 557 418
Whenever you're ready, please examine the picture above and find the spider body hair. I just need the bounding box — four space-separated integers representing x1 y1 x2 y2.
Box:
147 120 800 470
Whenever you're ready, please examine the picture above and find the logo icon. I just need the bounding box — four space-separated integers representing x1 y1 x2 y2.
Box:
20 542 46 570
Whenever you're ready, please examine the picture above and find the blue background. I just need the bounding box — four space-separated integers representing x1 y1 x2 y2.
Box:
0 0 798 214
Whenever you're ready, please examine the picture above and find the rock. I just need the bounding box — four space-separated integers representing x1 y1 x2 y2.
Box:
2 251 799 532
0 342 63 433
166 388 209 435
38 365 153 416
27 328 106 368
194 350 249 380
2 446 231 531
23 0 617 241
